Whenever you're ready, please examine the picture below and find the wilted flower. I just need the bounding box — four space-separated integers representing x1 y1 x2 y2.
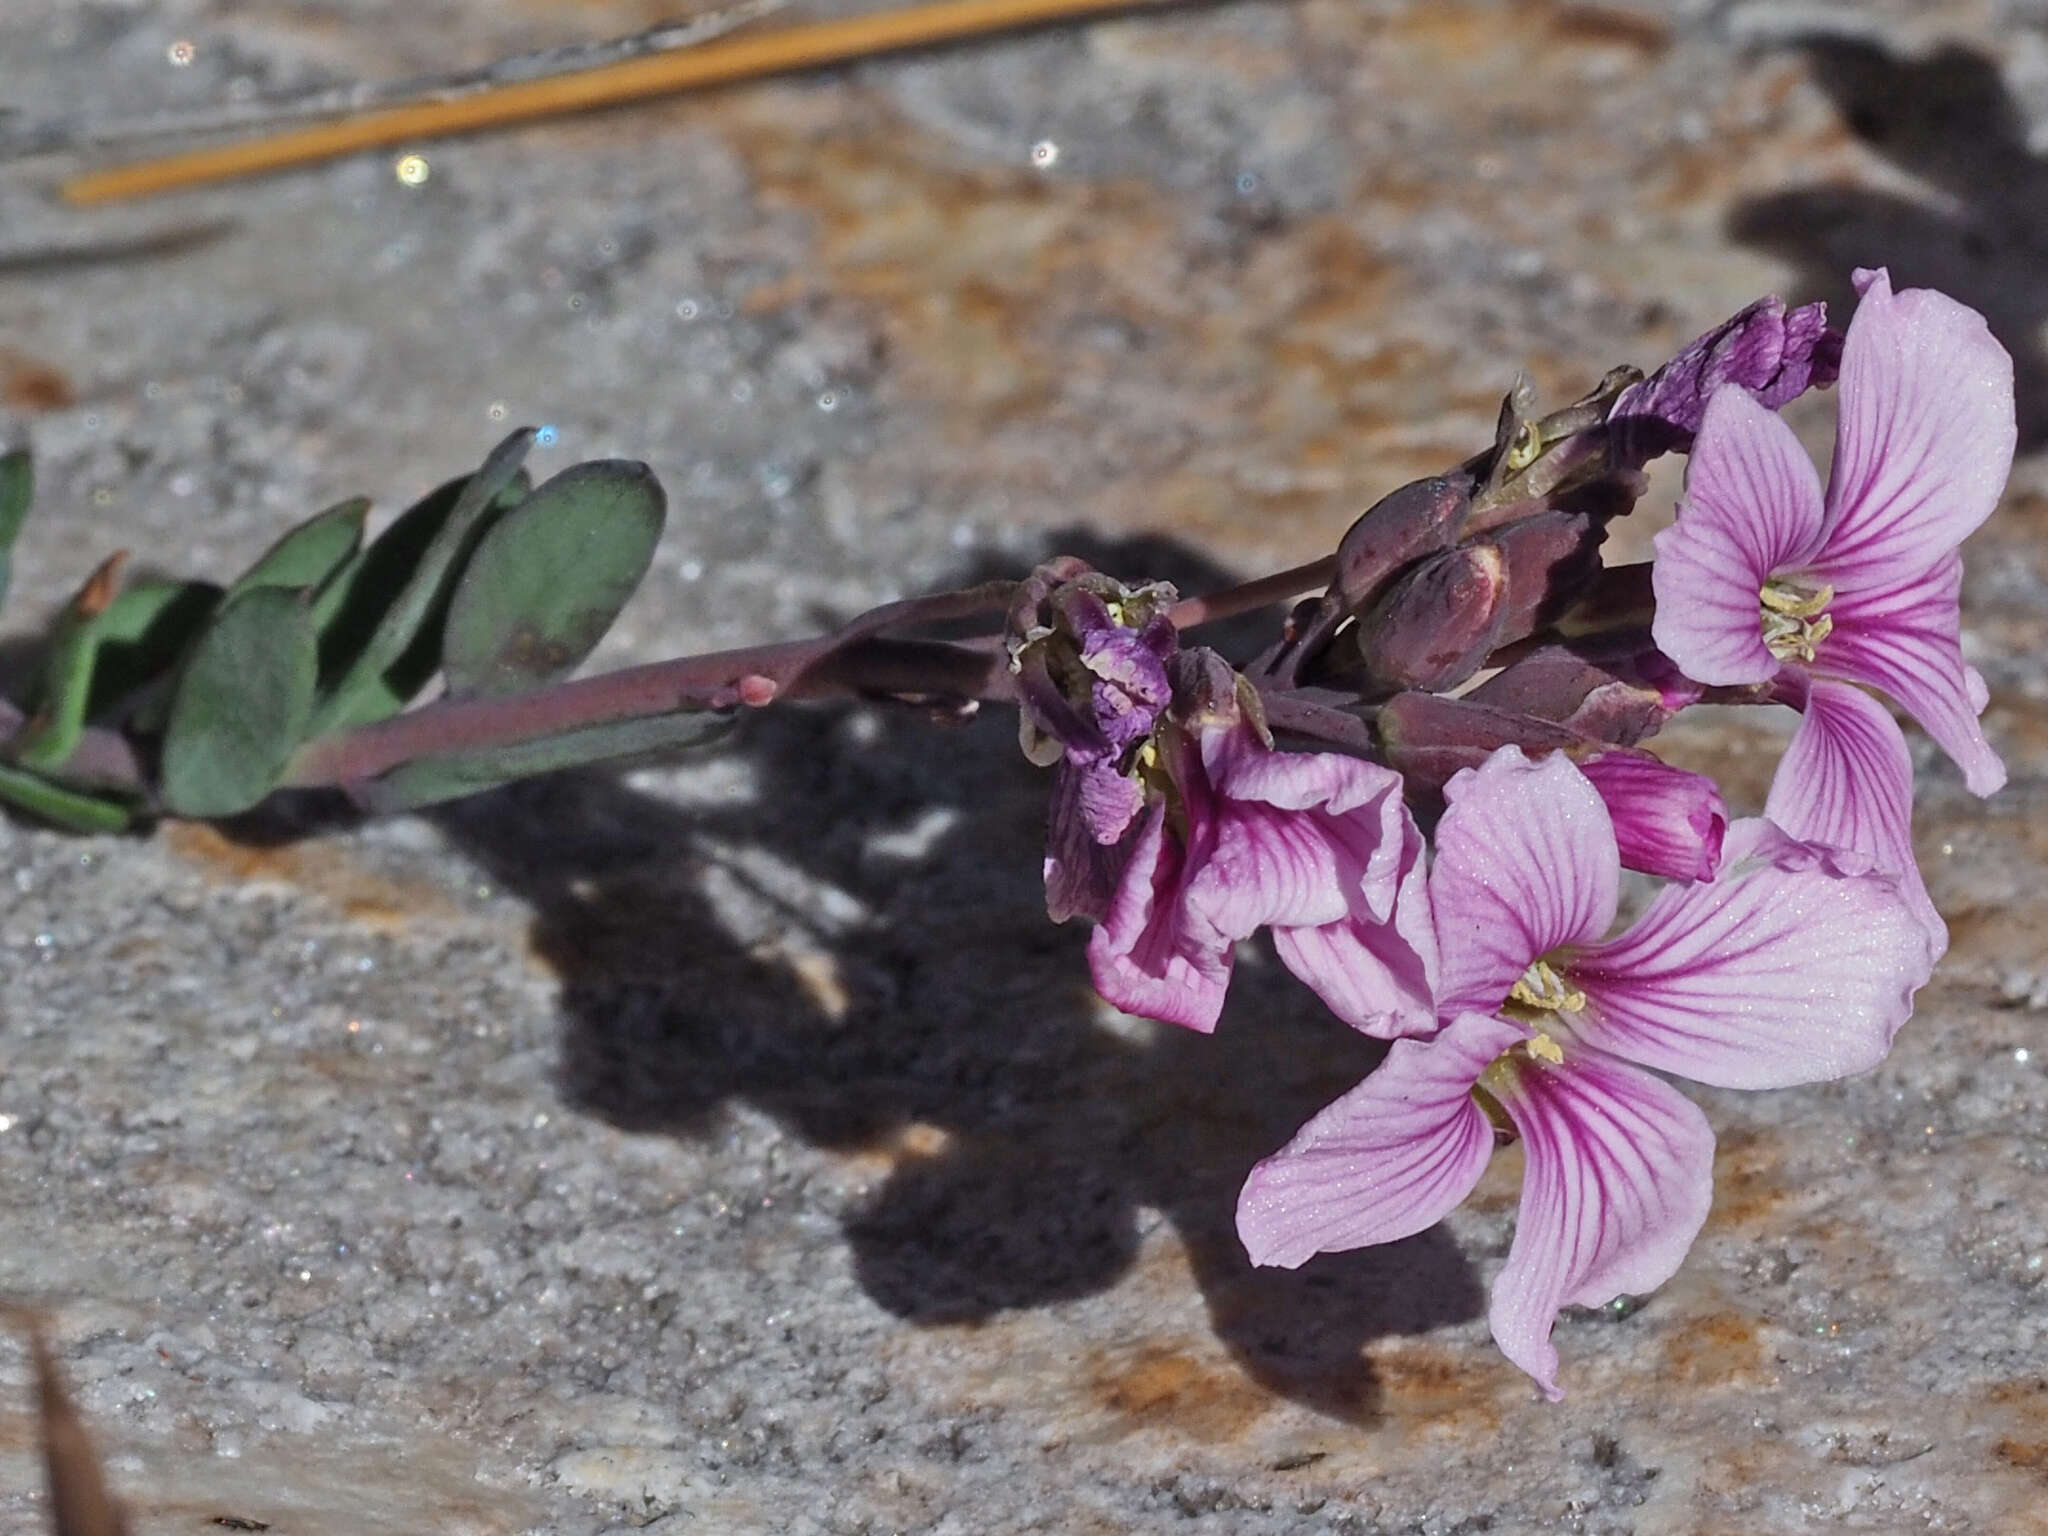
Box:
1081 652 1437 1038
1651 268 2015 946
1236 748 1932 1398
1608 294 1841 467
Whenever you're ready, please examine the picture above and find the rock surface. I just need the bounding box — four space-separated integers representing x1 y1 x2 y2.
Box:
3 0 2048 1531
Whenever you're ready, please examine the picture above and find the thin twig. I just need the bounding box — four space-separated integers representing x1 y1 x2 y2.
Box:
62 0 1179 204
1 0 788 160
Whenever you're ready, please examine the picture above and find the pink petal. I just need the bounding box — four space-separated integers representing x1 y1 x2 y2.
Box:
1486 1049 1715 1401
1816 268 2015 590
1651 384 1828 686
1186 725 1440 1035
1270 808 1438 1038
1574 749 1728 883
1189 726 1413 935
1817 554 2006 796
1430 747 1620 1017
1565 818 1933 1089
1764 678 1945 955
1236 1010 1525 1269
1088 802 1233 1032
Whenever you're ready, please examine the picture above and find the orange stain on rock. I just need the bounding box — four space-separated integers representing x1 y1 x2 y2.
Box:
0 348 76 412
1658 1309 1768 1389
1703 1128 1794 1234
163 822 456 932
1087 1340 1280 1443
1365 1340 1519 1431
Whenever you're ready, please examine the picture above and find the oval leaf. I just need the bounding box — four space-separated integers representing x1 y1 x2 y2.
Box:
229 497 369 600
308 428 536 733
161 586 318 817
441 460 665 699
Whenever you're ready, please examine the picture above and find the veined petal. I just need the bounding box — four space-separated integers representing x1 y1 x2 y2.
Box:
1764 678 1945 954
1574 749 1728 883
1486 1050 1715 1401
1044 761 1130 924
1817 554 2006 796
1565 818 1933 1089
1817 268 2015 589
1189 728 1413 935
1651 384 1828 686
1088 802 1232 1032
1430 748 1620 1017
1271 812 1439 1038
1236 1011 1524 1269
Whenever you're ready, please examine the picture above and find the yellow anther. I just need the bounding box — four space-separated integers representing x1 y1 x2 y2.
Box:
1508 959 1585 1015
1527 1032 1565 1065
1760 577 1835 663
1759 578 1834 619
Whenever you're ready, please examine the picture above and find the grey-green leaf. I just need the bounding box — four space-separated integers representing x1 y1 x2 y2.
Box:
441 460 665 699
0 449 29 615
160 586 318 817
309 429 536 733
360 709 734 811
229 497 369 600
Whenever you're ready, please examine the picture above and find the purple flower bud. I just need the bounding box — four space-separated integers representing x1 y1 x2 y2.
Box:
1466 643 1692 745
1487 510 1606 648
1331 474 1473 613
1574 749 1727 882
1608 296 1842 468
1355 543 1508 694
1375 690 1584 801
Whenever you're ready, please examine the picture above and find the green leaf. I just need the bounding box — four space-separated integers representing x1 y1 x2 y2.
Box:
0 762 132 833
441 460 665 699
13 554 129 771
0 449 29 615
87 578 223 721
160 586 319 817
309 429 536 733
228 497 369 600
359 709 734 811
12 576 223 770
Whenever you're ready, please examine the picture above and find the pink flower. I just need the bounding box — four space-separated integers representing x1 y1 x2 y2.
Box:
1089 713 1437 1039
1650 269 2014 944
1235 748 1933 1398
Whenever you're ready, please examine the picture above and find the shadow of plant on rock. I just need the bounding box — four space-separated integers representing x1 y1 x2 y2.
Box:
1728 35 2048 447
434 530 1482 1429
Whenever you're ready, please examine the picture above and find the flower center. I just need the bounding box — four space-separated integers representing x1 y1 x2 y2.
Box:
1507 958 1584 1017
1759 576 1834 663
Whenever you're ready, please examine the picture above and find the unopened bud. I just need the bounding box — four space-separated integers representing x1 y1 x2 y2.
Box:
1354 542 1507 694
1331 474 1472 615
1488 510 1604 647
1376 690 1582 804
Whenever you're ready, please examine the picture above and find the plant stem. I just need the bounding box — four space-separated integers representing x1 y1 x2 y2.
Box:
1165 555 1333 631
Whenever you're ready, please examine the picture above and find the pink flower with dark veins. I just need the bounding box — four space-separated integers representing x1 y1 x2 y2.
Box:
1235 748 1933 1399
1651 268 2015 948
